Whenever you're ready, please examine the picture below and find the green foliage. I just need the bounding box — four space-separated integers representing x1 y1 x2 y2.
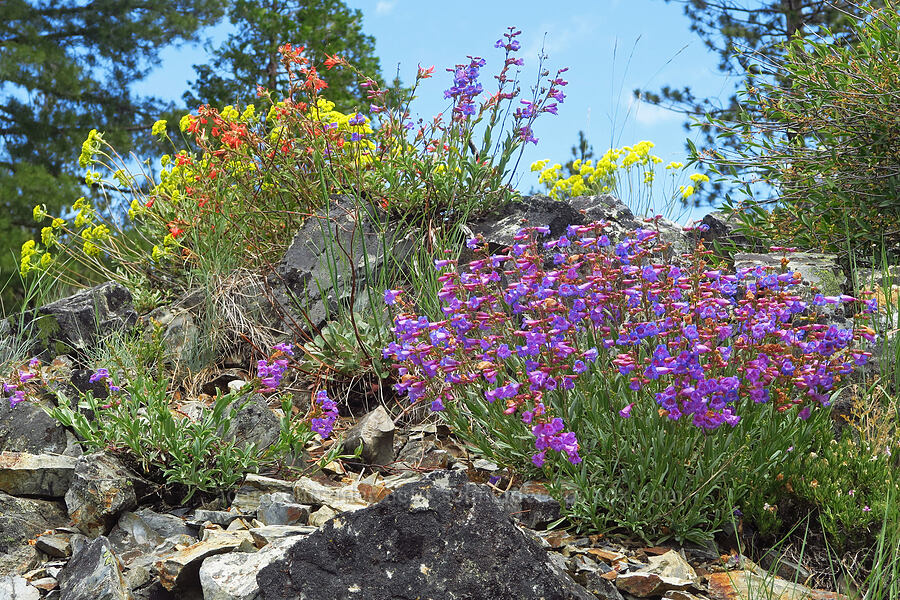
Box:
642 0 884 206
301 313 390 380
49 375 261 501
185 0 381 113
443 374 820 544
701 3 900 265
0 0 228 307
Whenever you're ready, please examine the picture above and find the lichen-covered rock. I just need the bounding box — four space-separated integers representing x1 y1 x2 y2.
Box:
33 282 137 357
58 536 129 600
257 470 595 600
0 491 68 577
222 393 280 451
65 452 138 537
268 197 415 333
0 398 73 455
340 405 395 467
0 451 76 497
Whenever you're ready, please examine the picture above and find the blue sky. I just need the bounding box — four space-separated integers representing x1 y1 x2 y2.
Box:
136 0 735 222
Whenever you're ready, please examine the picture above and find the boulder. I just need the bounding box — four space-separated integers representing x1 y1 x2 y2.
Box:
58 536 129 600
0 491 69 577
223 393 280 451
268 197 415 333
199 538 296 600
0 398 73 455
146 307 199 365
466 194 690 265
340 405 395 467
291 476 368 513
65 452 138 537
0 575 40 600
32 282 136 356
0 451 76 497
257 470 595 600
230 474 295 513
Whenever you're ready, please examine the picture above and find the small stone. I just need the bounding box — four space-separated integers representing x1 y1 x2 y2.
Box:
587 548 627 564
156 531 255 591
340 405 395 467
472 458 500 471
230 474 294 513
34 533 72 558
706 570 846 600
0 452 76 497
257 492 310 526
193 509 246 528
249 525 317 547
292 477 367 513
29 577 57 591
308 505 337 527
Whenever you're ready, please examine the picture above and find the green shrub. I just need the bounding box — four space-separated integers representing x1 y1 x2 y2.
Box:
701 2 900 263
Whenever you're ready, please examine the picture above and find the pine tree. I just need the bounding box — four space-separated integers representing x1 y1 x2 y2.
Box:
1 0 228 307
184 0 381 113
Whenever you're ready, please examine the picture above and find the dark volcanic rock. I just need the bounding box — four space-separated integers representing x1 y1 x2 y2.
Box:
33 282 137 357
257 470 594 600
0 398 71 454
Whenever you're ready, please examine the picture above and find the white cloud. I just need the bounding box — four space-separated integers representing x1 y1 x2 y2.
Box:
626 92 680 126
375 0 397 15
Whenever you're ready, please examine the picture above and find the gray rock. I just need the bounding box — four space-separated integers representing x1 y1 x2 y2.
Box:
147 307 200 365
58 537 128 600
230 474 295 513
34 533 73 558
248 525 317 547
133 508 194 539
0 491 68 577
0 575 40 600
340 405 395 467
291 476 367 513
192 509 245 528
268 197 415 333
199 538 296 600
223 394 279 451
65 452 137 537
257 470 595 600
500 488 565 529
466 194 690 267
156 530 257 591
0 452 76 497
0 398 72 455
107 511 167 566
734 251 847 297
257 492 310 526
33 282 137 357
700 210 765 252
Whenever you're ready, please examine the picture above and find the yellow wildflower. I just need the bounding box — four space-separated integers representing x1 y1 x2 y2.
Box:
33 204 47 222
666 161 684 170
83 240 101 257
179 114 193 132
79 129 102 168
41 227 55 247
51 218 65 229
680 185 695 199
151 120 167 138
240 104 256 121
689 173 710 184
39 253 52 269
531 159 550 172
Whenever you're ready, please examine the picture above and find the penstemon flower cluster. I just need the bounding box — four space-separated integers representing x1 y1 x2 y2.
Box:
383 222 876 468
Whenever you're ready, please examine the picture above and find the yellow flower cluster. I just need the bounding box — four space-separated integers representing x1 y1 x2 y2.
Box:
79 129 103 168
151 119 167 138
531 141 663 200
